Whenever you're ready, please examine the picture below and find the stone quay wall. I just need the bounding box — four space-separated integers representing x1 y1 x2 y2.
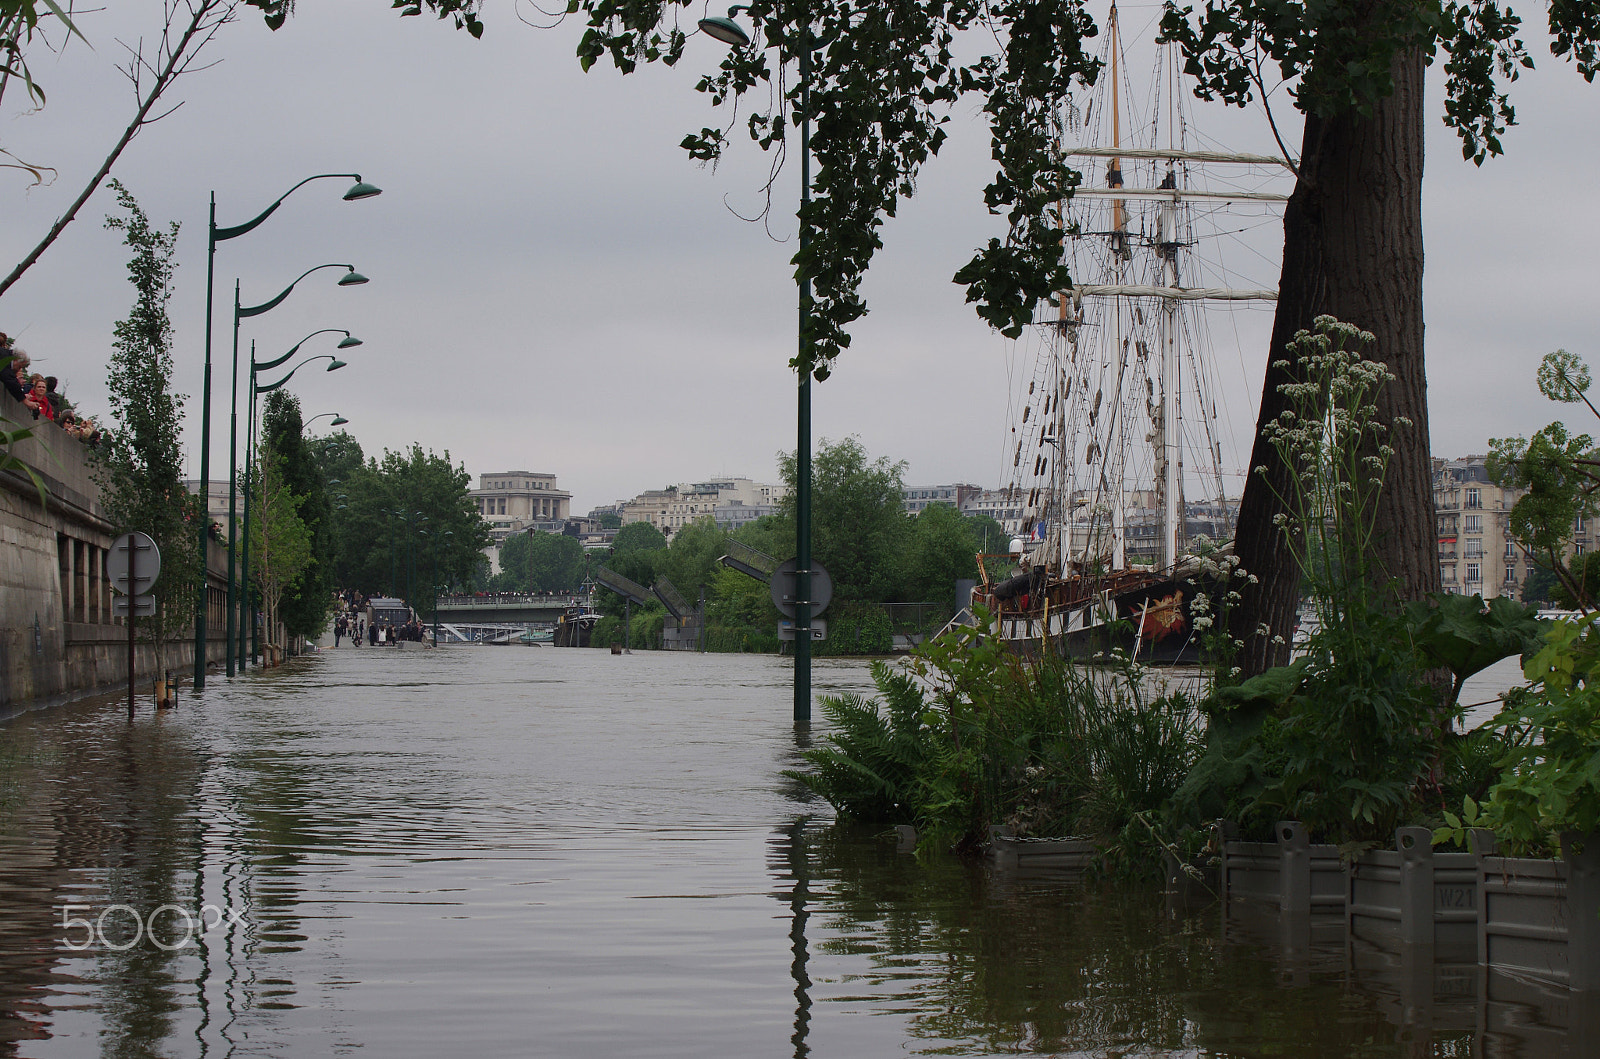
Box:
0 411 230 719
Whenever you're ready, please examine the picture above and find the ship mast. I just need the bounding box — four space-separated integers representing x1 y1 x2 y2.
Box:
1157 43 1181 572
1107 2 1128 571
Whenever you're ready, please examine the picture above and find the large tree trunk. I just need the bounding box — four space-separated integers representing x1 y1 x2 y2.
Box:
1230 47 1438 675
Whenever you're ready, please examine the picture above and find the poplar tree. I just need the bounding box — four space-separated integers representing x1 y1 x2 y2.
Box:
99 180 203 667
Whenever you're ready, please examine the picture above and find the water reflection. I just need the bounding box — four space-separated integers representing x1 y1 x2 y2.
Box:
0 650 1590 1057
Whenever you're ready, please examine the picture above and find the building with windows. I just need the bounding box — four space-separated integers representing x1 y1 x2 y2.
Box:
1430 455 1595 600
902 483 982 515
470 471 572 545
617 478 787 536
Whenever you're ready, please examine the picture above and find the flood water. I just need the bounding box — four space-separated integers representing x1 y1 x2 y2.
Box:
0 647 1580 1057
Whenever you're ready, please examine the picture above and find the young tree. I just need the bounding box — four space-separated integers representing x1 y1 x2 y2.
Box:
259 390 332 640
98 181 203 671
250 451 312 660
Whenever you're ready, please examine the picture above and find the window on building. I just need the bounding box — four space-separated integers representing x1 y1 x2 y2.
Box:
1464 514 1482 533
1505 543 1516 561
1466 488 1481 509
1466 563 1481 583
1465 538 1483 559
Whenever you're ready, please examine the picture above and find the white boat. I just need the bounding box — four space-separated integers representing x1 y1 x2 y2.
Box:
972 4 1289 662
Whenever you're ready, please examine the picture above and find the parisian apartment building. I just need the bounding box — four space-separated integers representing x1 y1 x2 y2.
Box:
1433 454 1591 600
617 478 788 535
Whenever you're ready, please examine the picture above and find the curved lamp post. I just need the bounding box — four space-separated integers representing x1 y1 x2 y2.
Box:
241 351 349 668
700 7 815 724
305 412 351 429
226 268 366 676
195 174 380 689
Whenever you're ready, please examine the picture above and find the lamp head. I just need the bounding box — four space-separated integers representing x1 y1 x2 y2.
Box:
337 335 363 348
328 359 347 371
343 181 383 201
698 8 750 46
338 270 369 286
331 415 349 426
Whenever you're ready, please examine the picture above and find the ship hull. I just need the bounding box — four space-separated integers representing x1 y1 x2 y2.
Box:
986 573 1212 665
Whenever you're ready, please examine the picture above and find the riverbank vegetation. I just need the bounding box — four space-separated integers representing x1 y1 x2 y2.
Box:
571 437 1004 654
791 320 1596 872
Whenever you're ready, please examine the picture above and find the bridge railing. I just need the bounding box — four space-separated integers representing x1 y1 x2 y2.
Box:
436 593 586 607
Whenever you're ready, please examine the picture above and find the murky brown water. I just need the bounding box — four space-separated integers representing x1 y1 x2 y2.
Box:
0 647 1580 1057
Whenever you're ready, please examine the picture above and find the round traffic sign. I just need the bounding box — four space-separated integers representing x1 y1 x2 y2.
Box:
769 559 833 618
108 532 161 595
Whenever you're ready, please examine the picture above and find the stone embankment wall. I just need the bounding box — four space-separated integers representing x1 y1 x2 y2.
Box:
0 413 229 718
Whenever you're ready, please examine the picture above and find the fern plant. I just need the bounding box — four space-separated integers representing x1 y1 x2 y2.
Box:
786 661 937 824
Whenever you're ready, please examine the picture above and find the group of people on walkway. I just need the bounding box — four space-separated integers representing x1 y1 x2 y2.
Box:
1 333 101 444
332 607 429 647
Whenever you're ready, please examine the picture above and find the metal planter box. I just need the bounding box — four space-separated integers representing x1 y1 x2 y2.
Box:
987 826 1098 873
1347 826 1479 961
1220 820 1346 915
1474 830 1600 992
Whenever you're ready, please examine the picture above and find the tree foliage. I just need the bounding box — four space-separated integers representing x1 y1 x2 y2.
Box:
244 0 1101 380
319 441 492 600
780 435 907 603
1160 0 1599 165
1490 350 1600 608
98 181 203 662
249 451 313 655
258 390 332 639
493 530 586 593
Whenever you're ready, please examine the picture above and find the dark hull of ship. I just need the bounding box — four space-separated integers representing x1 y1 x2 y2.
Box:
987 573 1210 665
553 608 599 648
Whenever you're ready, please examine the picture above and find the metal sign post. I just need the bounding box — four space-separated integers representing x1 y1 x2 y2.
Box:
109 532 160 719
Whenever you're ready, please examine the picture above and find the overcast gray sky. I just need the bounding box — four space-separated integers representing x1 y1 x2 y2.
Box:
4 1 1597 515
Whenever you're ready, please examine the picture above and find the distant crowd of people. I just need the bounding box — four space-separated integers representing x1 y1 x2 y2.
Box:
330 588 429 647
1 333 101 444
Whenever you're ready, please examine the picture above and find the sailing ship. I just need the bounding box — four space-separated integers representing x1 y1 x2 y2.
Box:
972 4 1290 662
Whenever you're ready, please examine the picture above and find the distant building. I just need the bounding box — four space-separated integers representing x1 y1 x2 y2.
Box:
618 478 787 536
1433 455 1548 600
961 487 1027 536
471 471 572 545
902 483 982 515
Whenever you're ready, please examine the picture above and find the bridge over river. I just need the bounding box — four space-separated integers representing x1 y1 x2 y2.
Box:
431 593 583 624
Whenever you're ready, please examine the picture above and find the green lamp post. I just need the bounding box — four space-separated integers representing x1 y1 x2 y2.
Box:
227 267 366 676
699 6 815 723
195 175 380 689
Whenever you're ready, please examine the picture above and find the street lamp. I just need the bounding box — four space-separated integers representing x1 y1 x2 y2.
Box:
701 8 815 724
305 412 351 428
195 174 380 689
242 351 349 667
226 266 366 676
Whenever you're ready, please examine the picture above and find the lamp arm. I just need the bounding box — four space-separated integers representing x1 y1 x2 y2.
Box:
258 354 335 393
238 264 355 319
253 329 349 374
213 174 363 242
